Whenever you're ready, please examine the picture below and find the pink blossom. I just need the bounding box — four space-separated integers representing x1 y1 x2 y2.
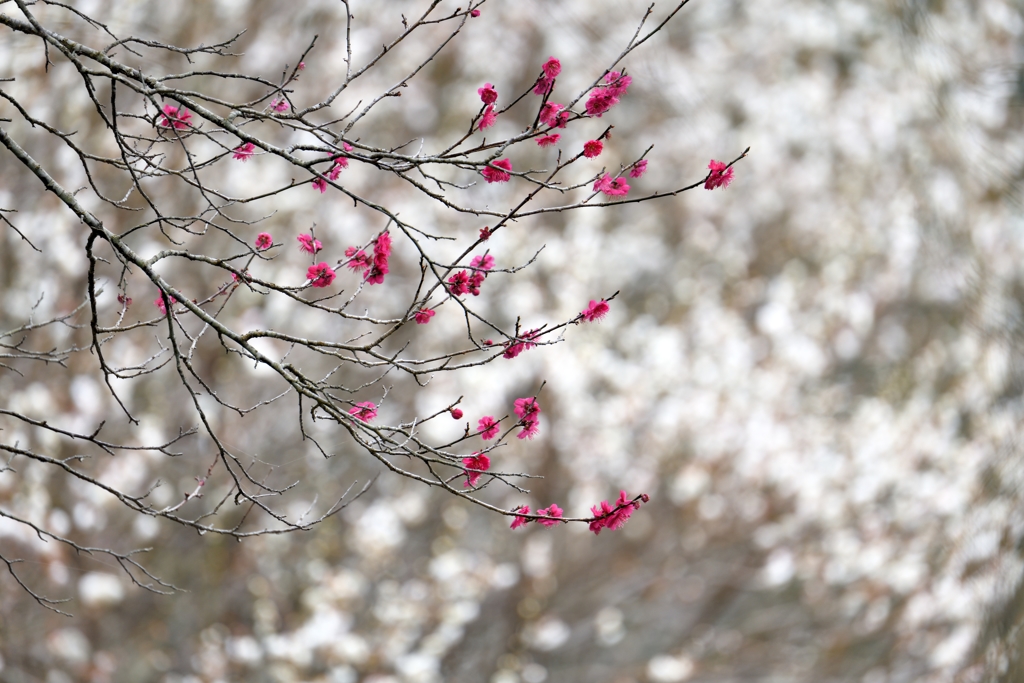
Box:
514 397 540 421
517 420 540 440
510 506 531 529
593 173 630 197
704 159 734 190
478 83 498 105
555 110 570 128
345 247 371 272
312 177 327 193
297 234 323 254
503 328 539 359
364 264 388 285
158 104 191 130
470 9 481 17
307 262 336 288
583 140 604 158
537 133 560 147
270 98 289 112
539 102 564 127
450 407 464 420
231 270 252 283
588 490 643 535
479 226 492 241
514 396 541 439
468 271 485 296
477 416 500 440
536 504 563 527
470 254 494 271
533 58 561 96
117 294 132 307
298 61 305 70
534 76 554 96
374 231 392 258
255 232 274 250
448 270 470 296
154 296 167 315
585 88 619 117
348 401 377 422
343 142 353 152
462 452 491 487
363 232 391 285
478 104 497 131
604 71 632 96
414 308 435 324
327 157 349 181
482 158 512 184
581 299 609 323
233 142 255 161
542 57 562 79
630 159 648 179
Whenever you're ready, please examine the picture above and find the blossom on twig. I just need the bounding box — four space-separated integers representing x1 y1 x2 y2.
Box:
255 232 273 250
510 506 531 529
581 299 609 322
478 104 497 130
364 231 391 285
704 159 734 190
482 158 512 183
345 247 370 272
348 402 377 422
503 328 539 359
533 56 561 95
462 452 491 487
233 142 255 161
588 491 647 535
594 174 630 197
307 262 336 288
158 104 191 129
539 102 564 127
470 254 494 271
327 157 348 181
514 396 541 439
297 234 322 254
477 416 500 440
536 504 564 527
478 82 498 105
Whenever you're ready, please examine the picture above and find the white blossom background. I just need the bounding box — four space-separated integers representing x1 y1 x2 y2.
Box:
2 0 1024 682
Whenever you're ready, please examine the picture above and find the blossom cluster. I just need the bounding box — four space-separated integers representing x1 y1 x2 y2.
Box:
466 56 737 204
139 51 731 542
447 252 493 297
513 396 541 440
509 492 649 533
503 328 539 359
365 231 391 285
510 504 564 529
586 71 632 117
589 491 648 535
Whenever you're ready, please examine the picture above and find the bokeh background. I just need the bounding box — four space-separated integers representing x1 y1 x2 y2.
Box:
2 0 1024 681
